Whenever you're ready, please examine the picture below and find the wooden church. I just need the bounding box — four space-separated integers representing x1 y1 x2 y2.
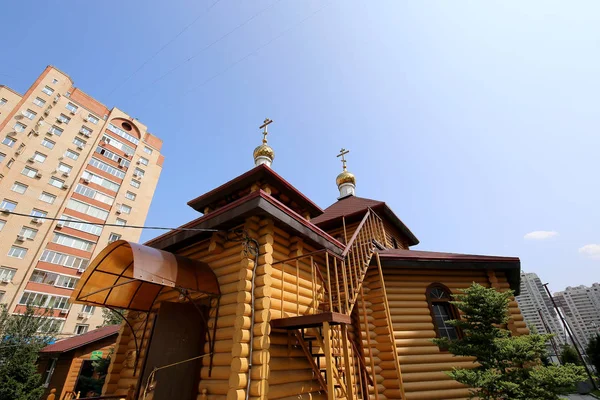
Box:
71 120 525 400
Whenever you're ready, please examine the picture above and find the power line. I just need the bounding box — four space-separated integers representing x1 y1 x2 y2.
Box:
2 210 220 233
168 1 330 105
107 0 223 97
129 0 283 99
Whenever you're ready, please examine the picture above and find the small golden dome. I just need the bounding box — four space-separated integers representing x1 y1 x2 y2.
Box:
336 170 356 187
253 143 275 161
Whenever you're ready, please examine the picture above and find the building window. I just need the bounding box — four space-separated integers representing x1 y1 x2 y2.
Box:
42 86 54 95
125 191 136 201
30 270 78 289
23 109 37 120
52 78 59 84
130 179 140 189
115 218 126 226
427 284 460 341
60 215 103 236
14 122 27 133
0 291 4 302
41 138 55 149
33 152 47 163
0 98 7 107
74 184 114 206
143 146 153 155
82 305 95 314
0 267 17 282
134 167 145 178
19 226 38 240
0 199 17 211
57 114 71 124
11 182 28 194
40 250 89 271
75 324 89 335
2 136 17 147
48 126 63 136
108 233 121 243
80 126 92 135
34 97 46 107
67 199 109 220
107 123 139 145
22 166 38 178
66 103 78 113
58 163 72 174
89 157 125 179
138 157 149 166
31 209 48 218
65 149 79 160
87 114 99 124
119 204 132 214
0 220 5 231
52 233 94 252
73 137 86 148
39 192 56 204
0 152 5 163
49 177 64 188
82 171 121 192
8 246 28 259
42 358 57 388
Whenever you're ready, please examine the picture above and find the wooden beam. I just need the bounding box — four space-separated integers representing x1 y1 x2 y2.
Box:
341 325 355 400
323 322 335 400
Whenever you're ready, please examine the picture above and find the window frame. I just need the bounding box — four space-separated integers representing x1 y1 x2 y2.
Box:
426 283 462 343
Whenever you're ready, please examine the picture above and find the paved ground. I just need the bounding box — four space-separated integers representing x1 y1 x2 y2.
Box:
567 395 597 399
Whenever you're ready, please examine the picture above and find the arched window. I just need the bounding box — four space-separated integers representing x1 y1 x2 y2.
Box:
426 283 460 340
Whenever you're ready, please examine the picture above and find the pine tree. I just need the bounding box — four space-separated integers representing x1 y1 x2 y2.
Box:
0 305 57 400
433 283 586 400
587 334 600 377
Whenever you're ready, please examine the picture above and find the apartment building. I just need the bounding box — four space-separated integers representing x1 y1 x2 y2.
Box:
0 66 164 337
516 272 566 359
554 283 600 349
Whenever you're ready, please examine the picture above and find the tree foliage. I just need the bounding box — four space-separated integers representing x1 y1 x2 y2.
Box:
101 307 123 326
0 305 57 400
560 344 582 366
433 283 586 400
587 334 600 376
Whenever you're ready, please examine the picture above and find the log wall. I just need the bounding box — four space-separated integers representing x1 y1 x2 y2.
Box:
382 267 527 400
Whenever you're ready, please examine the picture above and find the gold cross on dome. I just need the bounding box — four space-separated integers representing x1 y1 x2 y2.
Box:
259 118 273 143
337 148 349 170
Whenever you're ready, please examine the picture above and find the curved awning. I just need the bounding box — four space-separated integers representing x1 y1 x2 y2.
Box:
70 240 220 312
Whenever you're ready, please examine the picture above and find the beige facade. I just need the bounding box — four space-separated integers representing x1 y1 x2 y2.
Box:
0 66 164 337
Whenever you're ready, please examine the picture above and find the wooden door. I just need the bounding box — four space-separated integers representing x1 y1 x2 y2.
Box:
141 301 207 400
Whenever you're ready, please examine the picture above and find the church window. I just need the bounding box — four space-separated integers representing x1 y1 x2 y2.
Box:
427 283 460 341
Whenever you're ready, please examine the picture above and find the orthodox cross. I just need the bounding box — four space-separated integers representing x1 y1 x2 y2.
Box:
337 148 349 170
259 118 273 143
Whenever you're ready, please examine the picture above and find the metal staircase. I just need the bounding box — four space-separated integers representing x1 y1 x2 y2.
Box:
271 208 387 399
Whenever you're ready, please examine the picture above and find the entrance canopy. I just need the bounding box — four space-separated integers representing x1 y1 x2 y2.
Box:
70 240 220 312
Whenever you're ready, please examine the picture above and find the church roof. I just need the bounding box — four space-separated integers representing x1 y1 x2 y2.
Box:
187 164 323 218
40 325 120 354
376 248 521 293
312 195 419 246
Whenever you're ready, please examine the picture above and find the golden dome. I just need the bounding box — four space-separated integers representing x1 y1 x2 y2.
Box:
336 170 356 187
253 143 275 161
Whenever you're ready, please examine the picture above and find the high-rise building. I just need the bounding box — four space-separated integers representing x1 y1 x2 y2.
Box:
516 272 566 358
554 283 600 349
0 66 164 337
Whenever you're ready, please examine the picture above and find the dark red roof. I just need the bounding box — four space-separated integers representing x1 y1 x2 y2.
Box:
187 164 323 218
40 325 120 354
311 195 419 246
377 248 520 262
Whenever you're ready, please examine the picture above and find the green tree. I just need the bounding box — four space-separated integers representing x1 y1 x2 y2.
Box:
433 283 586 400
0 304 57 400
586 334 600 376
101 307 123 326
560 344 582 366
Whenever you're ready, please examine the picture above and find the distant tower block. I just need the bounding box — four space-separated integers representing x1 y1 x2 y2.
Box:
336 148 356 198
253 118 275 167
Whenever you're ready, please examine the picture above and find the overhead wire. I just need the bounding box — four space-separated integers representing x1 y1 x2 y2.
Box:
128 0 283 99
1 210 220 232
106 0 223 97
170 1 331 104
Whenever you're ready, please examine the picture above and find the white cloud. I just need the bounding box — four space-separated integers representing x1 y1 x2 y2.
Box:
579 244 600 259
524 231 559 240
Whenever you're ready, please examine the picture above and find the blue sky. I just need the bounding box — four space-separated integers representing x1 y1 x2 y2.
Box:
1 1 598 292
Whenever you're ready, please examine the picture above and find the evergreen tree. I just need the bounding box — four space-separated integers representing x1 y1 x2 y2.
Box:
0 305 57 400
560 344 582 366
433 283 586 400
586 334 600 376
